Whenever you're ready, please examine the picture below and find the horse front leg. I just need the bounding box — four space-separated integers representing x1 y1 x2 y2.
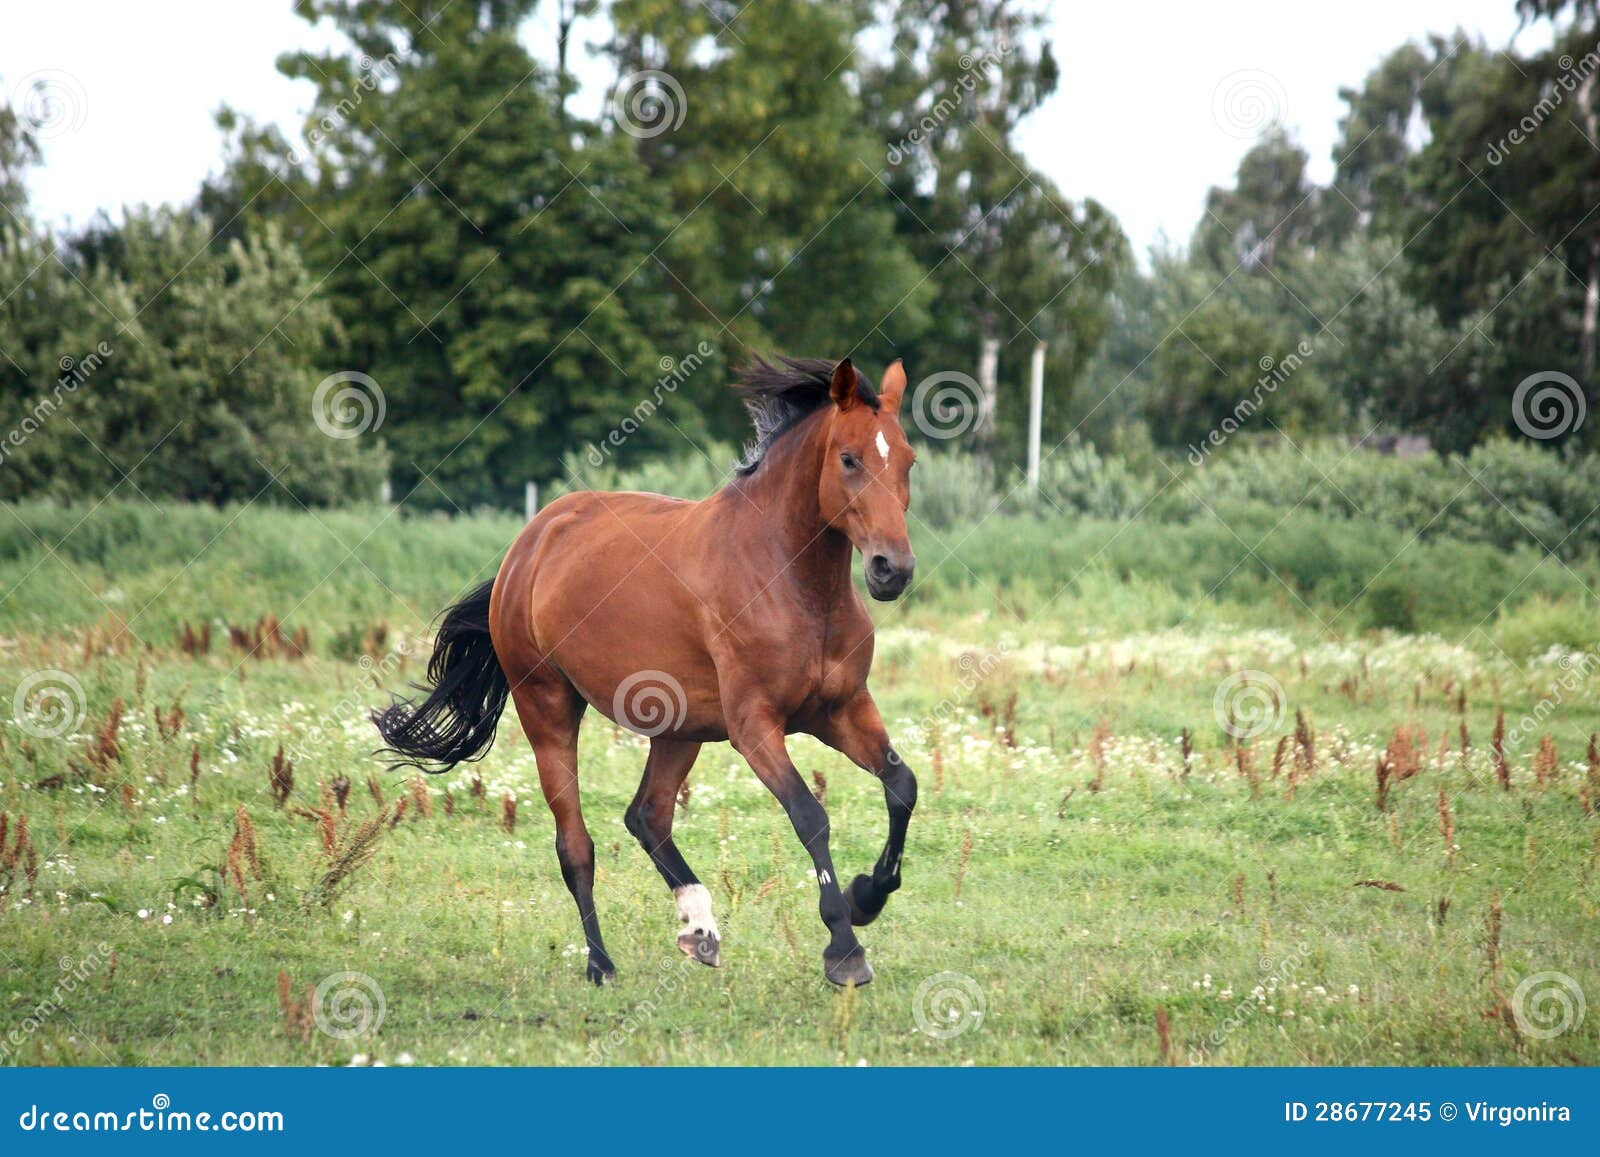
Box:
726 698 871 986
815 691 917 927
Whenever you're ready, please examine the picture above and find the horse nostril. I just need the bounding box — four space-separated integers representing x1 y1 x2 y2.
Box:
868 554 894 580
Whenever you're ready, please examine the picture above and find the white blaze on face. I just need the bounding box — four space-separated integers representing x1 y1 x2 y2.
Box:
875 430 890 464
674 883 720 941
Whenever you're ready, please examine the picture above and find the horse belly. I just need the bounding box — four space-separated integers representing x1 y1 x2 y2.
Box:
528 530 726 741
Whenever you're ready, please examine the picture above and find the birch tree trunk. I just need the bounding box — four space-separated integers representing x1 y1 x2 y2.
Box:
976 334 999 454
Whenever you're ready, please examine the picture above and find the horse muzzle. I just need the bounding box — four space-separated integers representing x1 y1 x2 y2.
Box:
865 550 915 601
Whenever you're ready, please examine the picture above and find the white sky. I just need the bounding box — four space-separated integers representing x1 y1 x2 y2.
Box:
1 0 1548 256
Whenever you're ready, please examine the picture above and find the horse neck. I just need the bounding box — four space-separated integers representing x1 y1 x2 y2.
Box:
722 411 853 596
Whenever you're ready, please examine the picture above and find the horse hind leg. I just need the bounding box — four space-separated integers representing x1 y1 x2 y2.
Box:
510 678 614 984
623 738 721 967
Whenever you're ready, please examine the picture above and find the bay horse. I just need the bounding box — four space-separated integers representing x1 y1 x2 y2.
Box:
375 357 918 986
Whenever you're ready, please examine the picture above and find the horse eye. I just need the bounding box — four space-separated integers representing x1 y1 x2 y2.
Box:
840 451 860 470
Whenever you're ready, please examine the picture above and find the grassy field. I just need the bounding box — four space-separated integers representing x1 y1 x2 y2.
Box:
1 501 1597 1066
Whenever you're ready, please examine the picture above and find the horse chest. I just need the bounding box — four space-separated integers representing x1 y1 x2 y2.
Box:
817 618 874 700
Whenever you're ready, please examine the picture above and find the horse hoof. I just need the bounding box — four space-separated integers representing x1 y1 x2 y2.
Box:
678 928 722 968
846 874 888 927
586 956 616 986
824 949 873 987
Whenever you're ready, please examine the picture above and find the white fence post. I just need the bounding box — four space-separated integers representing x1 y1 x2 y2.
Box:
525 481 539 523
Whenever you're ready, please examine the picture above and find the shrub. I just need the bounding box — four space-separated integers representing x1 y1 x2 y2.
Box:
1017 439 1152 521
1492 595 1600 659
911 450 999 529
550 443 741 501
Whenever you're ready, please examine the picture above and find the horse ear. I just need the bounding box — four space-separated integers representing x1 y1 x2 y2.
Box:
830 358 859 411
879 359 905 413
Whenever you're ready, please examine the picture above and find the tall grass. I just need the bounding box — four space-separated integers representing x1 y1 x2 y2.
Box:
7 432 1600 658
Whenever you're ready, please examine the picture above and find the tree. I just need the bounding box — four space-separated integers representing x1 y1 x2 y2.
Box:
0 208 385 505
1192 129 1322 272
604 0 933 448
0 81 41 218
861 0 1125 463
214 0 702 507
1141 290 1333 455
1328 41 1432 242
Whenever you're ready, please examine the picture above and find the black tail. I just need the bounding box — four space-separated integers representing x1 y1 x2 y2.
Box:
372 578 509 773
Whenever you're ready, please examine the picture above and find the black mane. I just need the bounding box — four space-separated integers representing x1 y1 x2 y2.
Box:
733 355 877 475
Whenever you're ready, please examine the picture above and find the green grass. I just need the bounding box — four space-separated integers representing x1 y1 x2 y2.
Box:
1 501 1597 1066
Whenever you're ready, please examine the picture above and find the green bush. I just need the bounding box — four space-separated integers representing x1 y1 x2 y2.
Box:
1492 595 1600 659
0 212 388 507
1162 437 1600 560
1017 439 1152 521
911 450 999 529
550 442 742 501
